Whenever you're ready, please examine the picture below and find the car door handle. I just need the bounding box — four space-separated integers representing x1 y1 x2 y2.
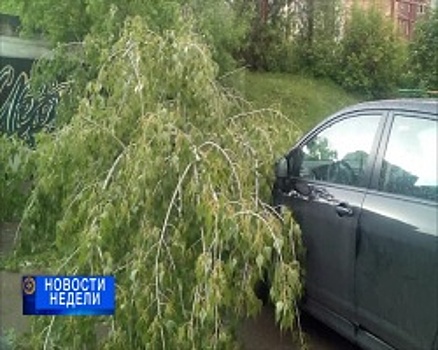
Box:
335 203 353 217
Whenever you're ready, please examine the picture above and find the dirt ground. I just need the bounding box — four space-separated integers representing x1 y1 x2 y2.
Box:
0 222 357 349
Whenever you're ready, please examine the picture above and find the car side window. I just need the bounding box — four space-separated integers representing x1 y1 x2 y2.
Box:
379 116 437 202
299 115 381 187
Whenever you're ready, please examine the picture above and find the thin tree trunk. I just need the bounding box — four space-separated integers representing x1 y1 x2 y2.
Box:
260 0 268 23
307 0 315 45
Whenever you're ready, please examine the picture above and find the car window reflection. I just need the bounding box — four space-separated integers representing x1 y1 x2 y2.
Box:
379 116 437 202
299 115 381 187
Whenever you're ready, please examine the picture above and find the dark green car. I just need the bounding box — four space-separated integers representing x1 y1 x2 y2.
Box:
272 99 438 350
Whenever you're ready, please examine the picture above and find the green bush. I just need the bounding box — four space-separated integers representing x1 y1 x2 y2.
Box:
335 6 406 98
295 0 343 78
15 0 182 43
12 0 249 76
0 0 20 15
244 24 297 73
239 0 298 73
188 0 251 75
296 36 340 78
409 10 438 90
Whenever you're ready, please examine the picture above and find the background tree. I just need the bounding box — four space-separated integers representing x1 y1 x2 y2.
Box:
5 0 250 133
409 9 438 90
0 0 20 15
296 0 343 77
14 0 181 42
182 0 251 74
8 0 250 75
240 0 299 72
335 5 406 98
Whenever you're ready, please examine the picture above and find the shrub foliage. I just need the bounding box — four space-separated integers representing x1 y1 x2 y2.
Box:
409 10 438 90
336 6 406 98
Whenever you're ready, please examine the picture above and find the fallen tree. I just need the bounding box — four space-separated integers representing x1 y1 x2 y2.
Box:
15 16 304 349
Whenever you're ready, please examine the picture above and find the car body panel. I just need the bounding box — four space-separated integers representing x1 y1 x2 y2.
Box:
282 183 363 322
356 110 438 350
272 99 438 350
356 194 438 350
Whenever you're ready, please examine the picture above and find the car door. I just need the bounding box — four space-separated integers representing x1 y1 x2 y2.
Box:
356 112 438 350
275 112 384 332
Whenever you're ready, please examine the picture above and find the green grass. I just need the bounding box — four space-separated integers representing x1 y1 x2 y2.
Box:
239 71 360 135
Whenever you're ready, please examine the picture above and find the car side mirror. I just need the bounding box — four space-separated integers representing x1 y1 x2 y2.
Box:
275 156 291 178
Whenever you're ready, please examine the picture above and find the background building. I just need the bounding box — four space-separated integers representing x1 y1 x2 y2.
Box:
343 0 434 39
395 0 432 39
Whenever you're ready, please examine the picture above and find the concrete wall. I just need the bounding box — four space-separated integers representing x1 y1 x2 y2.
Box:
1 35 52 60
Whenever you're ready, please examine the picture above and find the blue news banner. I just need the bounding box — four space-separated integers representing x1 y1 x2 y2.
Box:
22 276 115 316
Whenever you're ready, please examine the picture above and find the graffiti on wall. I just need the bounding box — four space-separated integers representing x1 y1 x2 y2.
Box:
0 57 67 144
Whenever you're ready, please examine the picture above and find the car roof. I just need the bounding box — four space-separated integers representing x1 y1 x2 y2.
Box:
338 98 438 116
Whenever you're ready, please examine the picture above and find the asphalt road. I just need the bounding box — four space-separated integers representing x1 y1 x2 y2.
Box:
239 305 357 350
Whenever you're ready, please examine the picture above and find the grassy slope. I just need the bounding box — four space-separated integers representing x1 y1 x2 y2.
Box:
240 72 360 136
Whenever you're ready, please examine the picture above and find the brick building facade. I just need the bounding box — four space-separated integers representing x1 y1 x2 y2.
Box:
344 0 435 39
395 0 432 39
